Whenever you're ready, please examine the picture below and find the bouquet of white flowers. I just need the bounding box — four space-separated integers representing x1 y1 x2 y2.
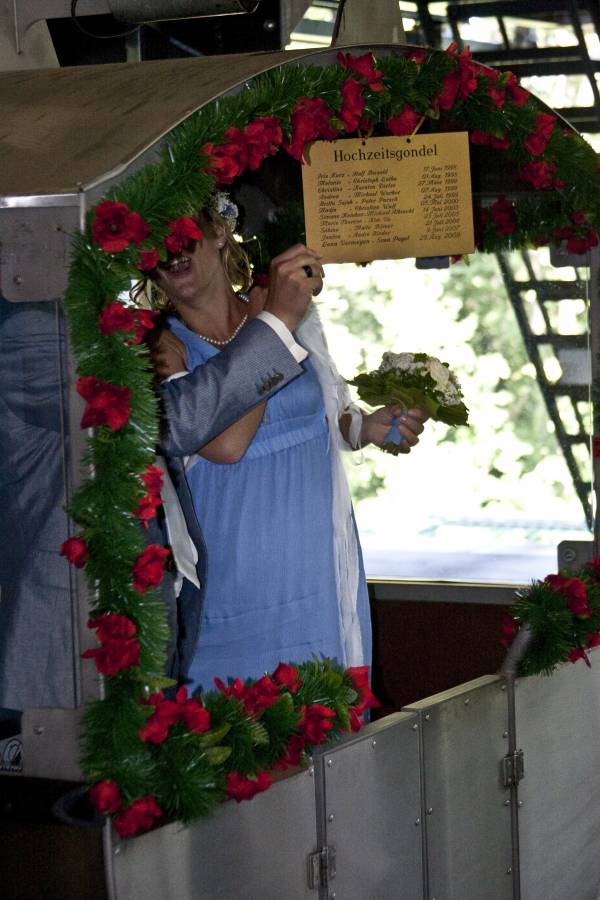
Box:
349 352 469 452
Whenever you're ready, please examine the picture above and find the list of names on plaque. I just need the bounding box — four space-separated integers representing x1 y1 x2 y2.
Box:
302 133 474 264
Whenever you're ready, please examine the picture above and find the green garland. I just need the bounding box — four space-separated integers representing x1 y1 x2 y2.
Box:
60 46 600 837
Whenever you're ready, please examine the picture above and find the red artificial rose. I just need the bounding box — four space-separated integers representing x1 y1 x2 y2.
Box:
285 97 339 161
501 614 518 649
214 676 249 702
243 116 282 170
587 632 600 649
470 130 510 150
435 70 460 111
133 493 162 528
164 216 202 256
91 201 151 253
82 613 140 676
337 51 384 91
136 248 159 272
347 665 381 713
128 308 158 345
456 46 478 99
60 536 89 568
571 210 587 226
274 734 306 770
545 574 591 619
387 105 421 136
99 302 136 337
518 160 557 190
272 662 301 693
139 691 180 744
406 48 428 64
298 703 337 745
339 78 365 132
244 675 281 715
565 229 598 255
77 376 132 432
490 196 516 237
567 647 591 667
505 72 529 107
132 544 170 593
226 771 272 803
89 780 122 815
524 111 556 156
174 686 211 734
485 83 506 108
141 464 164 497
113 796 162 839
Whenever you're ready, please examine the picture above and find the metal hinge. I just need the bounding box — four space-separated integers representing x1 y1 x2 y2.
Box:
307 846 336 890
502 749 525 787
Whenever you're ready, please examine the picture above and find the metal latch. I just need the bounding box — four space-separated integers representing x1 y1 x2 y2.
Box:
502 749 524 787
307 846 336 890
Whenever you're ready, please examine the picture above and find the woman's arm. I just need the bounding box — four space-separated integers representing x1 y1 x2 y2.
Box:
195 402 266 464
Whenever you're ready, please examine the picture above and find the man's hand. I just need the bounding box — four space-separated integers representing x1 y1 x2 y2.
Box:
361 405 429 453
263 244 324 332
146 326 188 381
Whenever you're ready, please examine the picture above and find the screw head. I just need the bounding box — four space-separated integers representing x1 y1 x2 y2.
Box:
371 739 377 748
464 697 470 705
412 723 419 731
504 799 511 806
33 726 44 736
13 275 23 286
328 813 335 823
262 18 277 31
503 731 508 738
426 807 434 815
307 766 314 777
424 713 430 721
506 866 512 875
414 818 421 826
327 758 333 768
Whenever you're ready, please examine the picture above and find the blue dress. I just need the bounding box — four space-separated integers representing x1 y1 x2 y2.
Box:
168 316 371 693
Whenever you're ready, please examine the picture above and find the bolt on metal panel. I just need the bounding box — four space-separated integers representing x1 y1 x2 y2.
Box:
314 711 423 900
110 766 318 900
515 649 600 900
404 675 513 900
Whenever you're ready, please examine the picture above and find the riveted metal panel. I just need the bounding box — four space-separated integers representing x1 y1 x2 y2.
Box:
405 675 512 900
111 766 318 900
315 711 423 900
516 650 600 900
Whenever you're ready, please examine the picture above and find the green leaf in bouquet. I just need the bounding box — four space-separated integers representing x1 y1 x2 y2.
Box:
198 722 232 748
436 403 470 427
204 746 232 767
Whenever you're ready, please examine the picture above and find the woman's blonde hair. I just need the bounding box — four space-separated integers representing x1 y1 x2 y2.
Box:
131 207 252 312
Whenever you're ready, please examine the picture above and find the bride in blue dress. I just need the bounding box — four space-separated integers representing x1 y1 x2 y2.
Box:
150 202 427 693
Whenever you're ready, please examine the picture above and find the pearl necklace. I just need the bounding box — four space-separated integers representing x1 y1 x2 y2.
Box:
193 291 251 347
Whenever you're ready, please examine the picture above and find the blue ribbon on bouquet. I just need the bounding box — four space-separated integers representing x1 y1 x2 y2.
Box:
384 415 405 447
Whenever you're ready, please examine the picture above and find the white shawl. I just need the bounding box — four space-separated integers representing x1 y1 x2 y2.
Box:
296 304 365 667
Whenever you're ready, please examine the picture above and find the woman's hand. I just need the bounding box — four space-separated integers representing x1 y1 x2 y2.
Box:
263 244 324 331
146 326 188 380
361 405 429 453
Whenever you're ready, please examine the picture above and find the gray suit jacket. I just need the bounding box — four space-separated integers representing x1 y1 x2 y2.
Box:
156 318 304 680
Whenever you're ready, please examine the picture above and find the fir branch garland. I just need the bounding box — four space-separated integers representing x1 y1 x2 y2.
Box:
61 46 600 838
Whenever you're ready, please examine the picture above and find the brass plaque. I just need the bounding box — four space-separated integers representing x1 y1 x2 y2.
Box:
301 133 475 264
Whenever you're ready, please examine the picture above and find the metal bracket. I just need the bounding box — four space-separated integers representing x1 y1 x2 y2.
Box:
502 749 524 788
307 845 336 890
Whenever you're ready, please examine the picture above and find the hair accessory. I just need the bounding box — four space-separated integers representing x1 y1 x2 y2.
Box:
211 191 239 232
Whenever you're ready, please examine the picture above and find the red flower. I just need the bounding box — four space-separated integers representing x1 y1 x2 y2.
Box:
485 83 505 108
60 536 89 568
435 70 460 111
136 248 159 272
593 437 600 459
91 201 150 253
347 665 380 713
141 464 164 497
274 734 306 770
567 647 591 667
518 160 557 190
565 229 598 255
387 105 421 136
244 675 280 715
406 48 428 65
133 494 162 528
337 51 384 92
139 694 180 744
175 686 212 734
132 544 170 593
129 308 158 345
82 613 140 676
457 47 478 99
299 703 337 745
470 130 510 150
505 72 529 107
201 127 249 185
587 632 600 649
77 376 131 432
501 614 518 649
490 196 516 237
545 574 592 619
243 116 282 170
113 796 162 839
272 662 301 693
214 676 249 702
585 556 600 580
89 780 122 815
339 78 365 132
524 111 555 156
165 217 202 256
99 302 136 337
226 771 272 803
285 97 339 161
